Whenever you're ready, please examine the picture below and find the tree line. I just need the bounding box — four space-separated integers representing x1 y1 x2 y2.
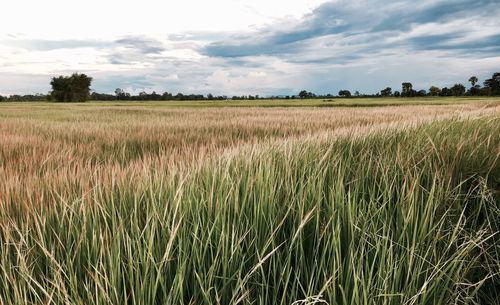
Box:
309 73 500 99
1 72 499 102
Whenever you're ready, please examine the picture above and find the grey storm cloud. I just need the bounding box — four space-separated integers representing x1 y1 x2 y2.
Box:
202 0 500 59
406 33 500 54
114 36 166 54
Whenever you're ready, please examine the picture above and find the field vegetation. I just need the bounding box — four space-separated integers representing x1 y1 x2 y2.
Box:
0 98 499 304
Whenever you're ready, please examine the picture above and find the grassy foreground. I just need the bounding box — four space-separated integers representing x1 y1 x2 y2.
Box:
0 103 499 304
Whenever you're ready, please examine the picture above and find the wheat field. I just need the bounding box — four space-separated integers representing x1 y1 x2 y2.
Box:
0 99 499 304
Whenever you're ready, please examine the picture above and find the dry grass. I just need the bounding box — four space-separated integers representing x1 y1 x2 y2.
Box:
1 103 498 210
0 101 499 304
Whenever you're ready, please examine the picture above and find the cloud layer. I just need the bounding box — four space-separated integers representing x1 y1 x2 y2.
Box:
1 0 499 96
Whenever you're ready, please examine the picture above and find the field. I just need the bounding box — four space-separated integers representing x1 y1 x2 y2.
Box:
1 98 499 304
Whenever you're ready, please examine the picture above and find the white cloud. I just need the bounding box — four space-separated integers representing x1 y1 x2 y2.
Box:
0 0 329 38
0 0 499 96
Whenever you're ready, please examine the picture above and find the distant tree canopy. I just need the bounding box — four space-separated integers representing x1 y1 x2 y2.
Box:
468 76 478 87
114 88 131 100
468 76 481 96
380 87 392 97
429 86 441 96
484 72 500 95
338 90 352 97
0 93 49 102
450 84 466 96
401 82 417 97
298 90 316 99
50 73 92 102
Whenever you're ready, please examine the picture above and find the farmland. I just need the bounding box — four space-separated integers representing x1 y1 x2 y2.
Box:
0 98 499 304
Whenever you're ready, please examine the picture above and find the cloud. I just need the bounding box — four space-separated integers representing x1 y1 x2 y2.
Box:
203 0 500 60
114 36 166 54
1 0 499 96
0 39 109 51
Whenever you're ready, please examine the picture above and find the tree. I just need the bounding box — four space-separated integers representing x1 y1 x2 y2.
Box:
114 88 130 100
429 86 441 96
162 92 173 100
479 87 492 96
69 73 92 102
0 95 4 102
50 73 92 102
115 88 129 100
450 83 465 96
338 90 351 97
467 76 480 96
483 72 500 95
298 90 315 99
354 91 360 97
150 91 161 100
440 87 452 96
50 76 71 102
468 76 478 87
469 86 481 96
138 91 148 100
401 82 415 97
380 87 392 97
393 90 401 97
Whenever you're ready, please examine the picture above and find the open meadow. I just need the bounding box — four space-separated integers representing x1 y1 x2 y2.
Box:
1 98 499 304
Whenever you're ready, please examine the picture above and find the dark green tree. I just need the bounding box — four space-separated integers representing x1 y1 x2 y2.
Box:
380 87 392 96
70 73 92 102
401 82 415 97
440 87 452 96
150 91 161 100
417 89 427 96
115 88 130 100
338 90 351 97
468 76 480 96
483 72 500 95
50 76 71 102
429 86 441 96
50 73 92 102
468 76 478 87
298 90 315 99
480 87 492 96
450 83 465 96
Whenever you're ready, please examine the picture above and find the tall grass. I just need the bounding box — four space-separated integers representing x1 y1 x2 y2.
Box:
1 103 496 208
1 113 498 304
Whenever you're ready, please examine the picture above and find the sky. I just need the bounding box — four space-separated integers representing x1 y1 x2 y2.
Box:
1 0 499 96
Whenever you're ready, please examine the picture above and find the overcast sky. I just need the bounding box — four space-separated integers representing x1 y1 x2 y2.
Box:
1 0 499 96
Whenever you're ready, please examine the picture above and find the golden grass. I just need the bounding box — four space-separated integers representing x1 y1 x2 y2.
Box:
0 101 499 304
1 103 499 209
